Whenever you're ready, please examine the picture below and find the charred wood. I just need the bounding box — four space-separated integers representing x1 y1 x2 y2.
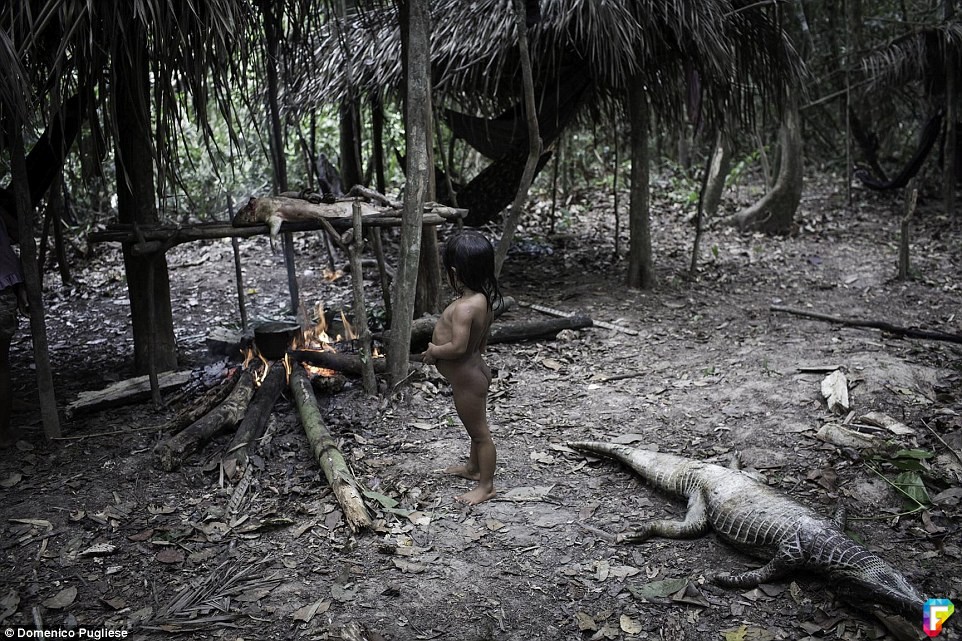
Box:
153 370 255 472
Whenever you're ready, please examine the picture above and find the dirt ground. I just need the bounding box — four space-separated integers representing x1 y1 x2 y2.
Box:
1 175 960 641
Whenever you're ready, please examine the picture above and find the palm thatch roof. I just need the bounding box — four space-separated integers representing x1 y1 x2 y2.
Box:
297 0 802 127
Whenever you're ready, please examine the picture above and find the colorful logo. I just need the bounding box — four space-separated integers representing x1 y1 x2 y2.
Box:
924 598 955 637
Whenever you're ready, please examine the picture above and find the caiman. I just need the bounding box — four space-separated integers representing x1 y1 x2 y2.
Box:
568 441 925 616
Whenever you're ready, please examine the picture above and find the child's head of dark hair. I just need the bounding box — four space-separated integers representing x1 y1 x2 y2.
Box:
442 231 502 309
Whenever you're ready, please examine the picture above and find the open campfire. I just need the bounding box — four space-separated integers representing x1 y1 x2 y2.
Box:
152 301 381 531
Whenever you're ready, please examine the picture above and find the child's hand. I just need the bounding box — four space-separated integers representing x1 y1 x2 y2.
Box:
421 343 437 365
14 286 28 317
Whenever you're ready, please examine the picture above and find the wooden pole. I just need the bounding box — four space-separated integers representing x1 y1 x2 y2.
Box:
350 200 378 394
228 196 248 331
898 180 918 280
368 227 392 318
494 0 543 276
290 365 372 531
10 113 61 438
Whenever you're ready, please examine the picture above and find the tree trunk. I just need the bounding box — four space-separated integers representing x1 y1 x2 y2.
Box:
703 129 732 218
338 0 363 190
493 0 543 277
388 0 430 389
944 0 958 216
113 23 178 374
626 79 653 289
9 114 61 438
728 93 803 234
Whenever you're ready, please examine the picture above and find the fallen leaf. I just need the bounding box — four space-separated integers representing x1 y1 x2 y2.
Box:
0 590 19 622
670 583 710 607
485 519 505 531
0 472 22 488
155 548 185 564
100 597 126 610
128 529 154 542
392 558 426 573
541 358 565 371
406 511 432 526
575 612 597 632
331 583 356 603
499 485 555 502
722 625 747 641
235 587 274 602
628 578 688 600
363 490 399 509
292 598 330 623
608 565 641 579
80 543 117 557
42 586 77 610
620 615 643 634
9 518 52 530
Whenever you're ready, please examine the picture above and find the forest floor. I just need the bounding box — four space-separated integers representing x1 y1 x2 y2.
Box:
0 172 960 641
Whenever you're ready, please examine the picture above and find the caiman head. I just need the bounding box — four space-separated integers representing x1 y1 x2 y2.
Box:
833 554 926 617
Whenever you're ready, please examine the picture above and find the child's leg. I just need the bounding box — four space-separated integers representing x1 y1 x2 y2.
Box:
447 370 496 505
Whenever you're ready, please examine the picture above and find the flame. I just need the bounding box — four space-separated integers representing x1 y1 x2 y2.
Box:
303 363 337 378
296 302 336 350
340 310 356 341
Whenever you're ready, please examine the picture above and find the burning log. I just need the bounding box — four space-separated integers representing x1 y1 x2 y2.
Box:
153 370 255 472
290 365 372 532
292 350 388 376
221 362 286 480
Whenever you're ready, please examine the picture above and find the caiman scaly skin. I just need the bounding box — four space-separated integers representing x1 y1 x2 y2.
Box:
568 441 925 615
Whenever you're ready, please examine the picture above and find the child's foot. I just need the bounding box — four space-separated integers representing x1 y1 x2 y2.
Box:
443 464 480 481
455 485 496 506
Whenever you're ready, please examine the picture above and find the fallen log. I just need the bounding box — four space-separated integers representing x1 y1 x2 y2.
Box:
289 365 372 532
222 362 286 480
66 370 191 419
488 315 593 343
153 370 255 472
381 295 517 351
296 310 589 377
292 350 389 375
770 305 962 344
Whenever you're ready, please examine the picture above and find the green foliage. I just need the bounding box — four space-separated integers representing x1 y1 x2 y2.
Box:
866 447 936 515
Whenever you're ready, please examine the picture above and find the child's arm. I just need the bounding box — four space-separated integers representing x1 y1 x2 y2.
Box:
423 305 477 362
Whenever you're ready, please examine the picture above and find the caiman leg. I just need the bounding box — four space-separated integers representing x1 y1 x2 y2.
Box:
619 492 709 543
832 504 847 529
714 546 800 588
